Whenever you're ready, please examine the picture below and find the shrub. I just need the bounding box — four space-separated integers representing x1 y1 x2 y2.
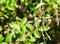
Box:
0 0 60 44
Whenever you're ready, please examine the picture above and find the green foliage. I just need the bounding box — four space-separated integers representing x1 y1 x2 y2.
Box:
0 26 2 32
5 33 12 42
0 34 3 43
0 0 60 44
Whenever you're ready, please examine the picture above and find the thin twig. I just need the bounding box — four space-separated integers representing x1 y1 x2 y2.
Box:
41 31 46 44
45 31 52 40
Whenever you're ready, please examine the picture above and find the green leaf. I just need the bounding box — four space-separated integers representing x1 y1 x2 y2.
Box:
21 25 27 33
5 33 12 42
35 17 40 29
21 0 24 3
26 23 34 30
3 15 8 19
0 34 3 43
7 5 15 10
11 0 16 4
44 26 50 31
6 0 9 5
0 0 6 4
52 3 58 9
26 35 36 42
21 17 27 26
9 22 20 30
29 5 35 11
1 42 8 44
39 26 44 32
38 26 50 31
25 42 31 44
34 31 41 38
50 0 57 2
1 6 5 11
40 42 44 44
36 3 44 9
17 34 25 41
44 0 50 3
0 26 2 32
29 35 36 42
9 23 21 34
56 0 60 5
25 0 29 6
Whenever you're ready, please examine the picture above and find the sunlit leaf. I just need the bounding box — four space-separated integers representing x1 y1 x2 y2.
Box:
52 3 58 9
26 23 34 30
39 26 44 32
40 42 44 44
6 0 9 5
56 0 60 5
0 34 3 43
29 35 36 42
21 17 27 26
21 0 24 3
34 31 41 38
5 33 12 42
17 34 25 41
9 22 20 30
8 5 15 10
36 3 44 9
1 42 8 44
44 26 50 31
21 25 27 33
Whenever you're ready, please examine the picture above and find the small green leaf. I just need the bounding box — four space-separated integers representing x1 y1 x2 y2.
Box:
44 26 50 31
40 42 44 44
9 22 20 30
25 0 29 6
52 3 58 9
21 25 27 33
8 0 16 5
1 42 8 44
36 3 44 9
17 34 25 41
0 26 2 32
8 5 15 10
1 6 5 11
25 42 31 44
21 17 27 26
21 0 24 3
5 33 12 42
45 0 50 3
3 15 8 19
29 35 36 42
29 5 35 11
56 0 60 5
39 26 44 32
50 0 57 2
35 17 40 29
6 0 9 5
34 31 41 38
0 0 6 3
38 26 50 31
0 34 3 43
26 23 34 30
